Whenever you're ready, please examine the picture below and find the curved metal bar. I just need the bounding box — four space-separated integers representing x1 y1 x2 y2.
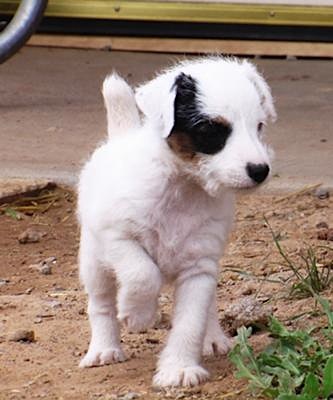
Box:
0 0 48 64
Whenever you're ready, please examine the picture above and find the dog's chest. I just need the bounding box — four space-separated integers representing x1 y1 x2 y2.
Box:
137 183 233 278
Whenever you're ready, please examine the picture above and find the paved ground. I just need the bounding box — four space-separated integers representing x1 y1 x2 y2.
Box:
0 46 332 191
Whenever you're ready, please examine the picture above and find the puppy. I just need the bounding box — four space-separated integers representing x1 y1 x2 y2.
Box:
77 57 276 387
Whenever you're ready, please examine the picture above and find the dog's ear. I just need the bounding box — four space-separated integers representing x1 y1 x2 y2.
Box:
242 61 277 122
135 72 178 138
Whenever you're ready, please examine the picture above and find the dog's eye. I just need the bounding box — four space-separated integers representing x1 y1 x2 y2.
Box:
191 120 232 155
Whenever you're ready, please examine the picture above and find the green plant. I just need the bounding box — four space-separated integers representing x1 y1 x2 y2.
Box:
290 247 332 298
229 317 333 399
264 217 333 299
3 207 22 220
229 219 333 399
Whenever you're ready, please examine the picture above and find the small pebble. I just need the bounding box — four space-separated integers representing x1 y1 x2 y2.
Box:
146 337 159 344
315 187 330 200
328 230 333 241
39 264 52 275
43 256 57 264
45 300 62 309
0 278 9 287
120 392 140 400
154 312 171 330
240 283 256 296
316 221 329 229
78 307 86 315
317 228 333 241
29 257 56 275
18 228 47 244
9 329 35 343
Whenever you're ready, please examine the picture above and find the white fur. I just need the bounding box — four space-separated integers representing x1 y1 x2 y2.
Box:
78 57 275 387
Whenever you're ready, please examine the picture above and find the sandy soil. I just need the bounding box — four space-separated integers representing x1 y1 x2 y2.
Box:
0 186 332 400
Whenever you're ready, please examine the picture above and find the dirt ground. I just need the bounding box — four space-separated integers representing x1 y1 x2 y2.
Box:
0 185 332 400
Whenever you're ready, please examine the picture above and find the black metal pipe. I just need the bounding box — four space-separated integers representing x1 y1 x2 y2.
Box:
0 0 48 64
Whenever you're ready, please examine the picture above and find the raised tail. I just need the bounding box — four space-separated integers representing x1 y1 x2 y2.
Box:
102 73 141 137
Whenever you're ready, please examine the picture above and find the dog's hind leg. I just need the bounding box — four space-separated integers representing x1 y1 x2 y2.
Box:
79 229 126 368
153 273 215 387
202 290 232 357
104 236 162 333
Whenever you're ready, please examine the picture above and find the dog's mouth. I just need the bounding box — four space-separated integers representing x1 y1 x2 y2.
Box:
232 177 271 194
218 178 270 195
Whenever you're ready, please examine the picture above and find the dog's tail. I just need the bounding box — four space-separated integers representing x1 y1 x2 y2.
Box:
102 73 141 136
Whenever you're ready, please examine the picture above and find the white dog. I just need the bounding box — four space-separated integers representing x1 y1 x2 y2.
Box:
77 57 276 387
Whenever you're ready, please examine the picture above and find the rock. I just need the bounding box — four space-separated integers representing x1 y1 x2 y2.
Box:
39 257 57 274
120 392 140 400
154 312 171 330
317 228 333 241
223 297 272 335
39 263 52 275
29 257 56 275
146 337 159 344
328 230 333 241
158 294 170 305
45 300 62 309
316 221 329 229
0 278 9 287
317 230 328 240
43 256 57 264
240 283 256 296
314 187 330 199
18 228 47 244
9 329 35 342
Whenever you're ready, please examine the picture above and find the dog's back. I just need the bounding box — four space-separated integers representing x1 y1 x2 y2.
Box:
102 73 141 136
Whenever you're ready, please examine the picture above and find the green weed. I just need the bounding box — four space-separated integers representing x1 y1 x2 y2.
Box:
229 219 333 399
264 216 333 298
229 318 333 399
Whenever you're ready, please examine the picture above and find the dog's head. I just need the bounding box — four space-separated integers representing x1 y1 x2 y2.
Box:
135 57 276 196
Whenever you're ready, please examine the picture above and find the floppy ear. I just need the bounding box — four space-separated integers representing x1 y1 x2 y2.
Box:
242 61 277 122
135 72 178 138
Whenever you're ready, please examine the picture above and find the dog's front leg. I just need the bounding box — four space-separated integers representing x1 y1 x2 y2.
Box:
203 290 232 357
153 272 216 387
106 238 162 333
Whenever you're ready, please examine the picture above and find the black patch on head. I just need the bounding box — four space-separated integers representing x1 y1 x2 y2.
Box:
169 72 232 156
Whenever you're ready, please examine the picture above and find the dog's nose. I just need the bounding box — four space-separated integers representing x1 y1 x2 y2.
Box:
246 163 270 184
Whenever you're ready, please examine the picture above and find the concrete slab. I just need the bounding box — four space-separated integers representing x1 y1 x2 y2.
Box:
0 47 332 191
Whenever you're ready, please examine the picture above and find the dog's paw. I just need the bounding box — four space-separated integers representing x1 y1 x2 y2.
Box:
79 347 126 368
202 333 233 357
118 303 157 333
153 365 209 387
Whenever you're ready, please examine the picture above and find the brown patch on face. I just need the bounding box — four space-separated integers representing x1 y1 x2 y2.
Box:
212 116 231 128
167 130 199 162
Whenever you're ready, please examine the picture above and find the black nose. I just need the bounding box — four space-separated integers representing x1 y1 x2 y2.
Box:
246 163 270 184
